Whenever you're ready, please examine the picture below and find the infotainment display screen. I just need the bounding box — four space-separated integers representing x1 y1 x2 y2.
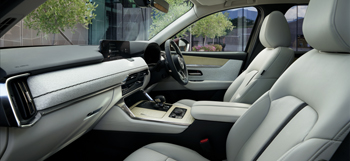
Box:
99 40 131 61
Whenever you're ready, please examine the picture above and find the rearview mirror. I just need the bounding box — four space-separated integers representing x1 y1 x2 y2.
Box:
150 0 169 13
133 0 169 13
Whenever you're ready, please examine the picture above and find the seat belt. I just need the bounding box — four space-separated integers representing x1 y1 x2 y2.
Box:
330 130 350 160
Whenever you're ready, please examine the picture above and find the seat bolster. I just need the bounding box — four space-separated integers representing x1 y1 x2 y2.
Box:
173 99 196 108
125 142 209 161
124 147 168 161
226 92 271 161
277 139 341 161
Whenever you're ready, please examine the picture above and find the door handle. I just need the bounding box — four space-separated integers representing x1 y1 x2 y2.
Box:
188 70 203 76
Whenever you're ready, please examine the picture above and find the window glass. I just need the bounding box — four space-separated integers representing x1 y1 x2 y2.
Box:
285 5 312 51
178 7 258 52
0 0 193 47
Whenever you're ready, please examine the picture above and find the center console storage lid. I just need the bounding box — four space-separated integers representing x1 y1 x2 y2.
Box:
191 101 251 123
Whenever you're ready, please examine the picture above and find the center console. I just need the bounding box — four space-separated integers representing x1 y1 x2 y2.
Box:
129 100 194 125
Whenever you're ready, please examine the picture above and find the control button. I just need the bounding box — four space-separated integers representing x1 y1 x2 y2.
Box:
169 107 187 119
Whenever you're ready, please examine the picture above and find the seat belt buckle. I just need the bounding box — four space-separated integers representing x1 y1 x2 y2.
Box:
200 138 213 153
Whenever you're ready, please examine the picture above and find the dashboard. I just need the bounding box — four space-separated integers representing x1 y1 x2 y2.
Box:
0 41 162 161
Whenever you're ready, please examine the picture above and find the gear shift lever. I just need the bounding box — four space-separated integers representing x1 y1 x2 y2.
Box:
154 95 166 108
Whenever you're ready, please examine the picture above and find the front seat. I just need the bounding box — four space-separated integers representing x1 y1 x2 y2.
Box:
125 0 350 160
175 11 294 108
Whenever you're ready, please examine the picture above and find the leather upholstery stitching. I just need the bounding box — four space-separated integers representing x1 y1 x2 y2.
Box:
302 106 319 141
279 106 318 161
332 0 350 50
32 66 147 98
253 102 308 160
244 70 258 86
235 78 276 103
308 141 333 160
278 142 302 161
333 121 350 140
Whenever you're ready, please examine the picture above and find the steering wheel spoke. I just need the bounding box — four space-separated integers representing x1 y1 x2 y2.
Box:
178 70 185 80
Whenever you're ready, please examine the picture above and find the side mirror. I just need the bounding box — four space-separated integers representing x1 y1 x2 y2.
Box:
134 0 169 13
179 38 190 52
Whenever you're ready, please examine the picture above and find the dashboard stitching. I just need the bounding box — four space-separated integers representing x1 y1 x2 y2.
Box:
33 65 148 99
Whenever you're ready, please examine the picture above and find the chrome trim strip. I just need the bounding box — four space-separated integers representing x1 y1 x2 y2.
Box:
20 113 42 128
188 73 202 76
186 64 222 68
40 83 122 115
142 90 154 101
5 73 31 127
122 75 129 85
118 101 136 118
84 108 102 121
117 100 190 126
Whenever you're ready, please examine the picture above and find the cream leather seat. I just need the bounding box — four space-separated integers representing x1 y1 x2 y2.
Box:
125 0 350 160
175 11 294 108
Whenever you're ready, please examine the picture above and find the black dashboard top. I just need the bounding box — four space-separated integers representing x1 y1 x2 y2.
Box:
0 41 161 79
0 45 103 79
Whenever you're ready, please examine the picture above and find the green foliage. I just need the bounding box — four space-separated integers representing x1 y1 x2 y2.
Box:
213 44 223 51
191 12 233 40
24 0 98 35
149 0 192 38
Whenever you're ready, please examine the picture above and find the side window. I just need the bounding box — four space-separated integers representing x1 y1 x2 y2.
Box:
178 7 258 52
285 5 312 51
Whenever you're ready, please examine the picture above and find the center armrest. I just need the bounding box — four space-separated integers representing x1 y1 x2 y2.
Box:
191 101 251 123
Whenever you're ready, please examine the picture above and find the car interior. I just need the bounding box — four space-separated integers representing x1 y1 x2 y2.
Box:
0 0 349 160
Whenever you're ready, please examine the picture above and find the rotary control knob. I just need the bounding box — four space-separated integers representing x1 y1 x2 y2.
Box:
173 108 183 115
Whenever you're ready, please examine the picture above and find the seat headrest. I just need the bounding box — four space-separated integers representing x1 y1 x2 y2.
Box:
259 11 291 48
303 0 350 53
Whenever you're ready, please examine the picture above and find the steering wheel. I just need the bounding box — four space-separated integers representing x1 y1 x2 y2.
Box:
165 39 189 85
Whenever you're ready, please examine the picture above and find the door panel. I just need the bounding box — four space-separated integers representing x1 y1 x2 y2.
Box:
182 51 247 60
183 55 229 66
153 52 246 92
186 59 242 81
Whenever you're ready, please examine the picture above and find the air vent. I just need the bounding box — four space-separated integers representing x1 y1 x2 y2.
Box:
122 70 149 96
126 73 138 81
0 18 16 33
9 78 37 120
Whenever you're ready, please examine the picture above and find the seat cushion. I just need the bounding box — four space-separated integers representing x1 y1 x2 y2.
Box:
173 99 196 108
124 142 209 161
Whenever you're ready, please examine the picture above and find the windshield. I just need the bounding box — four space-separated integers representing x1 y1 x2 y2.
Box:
0 0 192 47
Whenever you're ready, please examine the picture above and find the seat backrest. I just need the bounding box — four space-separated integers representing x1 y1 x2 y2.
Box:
226 0 350 160
223 11 294 104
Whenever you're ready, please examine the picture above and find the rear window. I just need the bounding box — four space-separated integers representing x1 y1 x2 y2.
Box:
284 5 312 51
